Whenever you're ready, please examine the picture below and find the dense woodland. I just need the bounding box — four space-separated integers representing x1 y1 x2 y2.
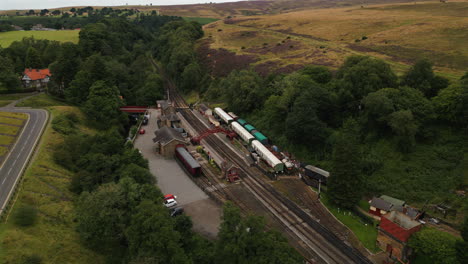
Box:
0 10 467 263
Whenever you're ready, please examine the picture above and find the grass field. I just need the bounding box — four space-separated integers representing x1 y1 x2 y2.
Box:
183 17 218 25
0 30 79 48
319 193 381 253
0 105 105 264
0 93 36 107
16 94 68 108
203 1 467 79
0 112 27 162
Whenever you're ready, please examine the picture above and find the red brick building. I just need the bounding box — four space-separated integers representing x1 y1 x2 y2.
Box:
377 211 422 264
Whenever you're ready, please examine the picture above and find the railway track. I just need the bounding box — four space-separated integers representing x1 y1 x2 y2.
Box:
151 57 372 264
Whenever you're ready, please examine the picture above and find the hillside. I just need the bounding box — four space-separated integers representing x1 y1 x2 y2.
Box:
200 1 467 79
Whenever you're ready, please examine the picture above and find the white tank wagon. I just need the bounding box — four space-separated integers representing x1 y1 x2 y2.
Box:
214 107 234 124
251 140 284 172
231 121 255 144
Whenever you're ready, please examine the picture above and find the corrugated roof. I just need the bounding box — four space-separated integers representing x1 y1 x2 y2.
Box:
237 119 247 125
370 197 393 211
305 165 330 177
152 126 185 146
176 146 200 169
253 132 267 142
380 195 405 207
244 124 255 132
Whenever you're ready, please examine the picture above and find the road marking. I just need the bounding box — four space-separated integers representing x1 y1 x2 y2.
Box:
1 177 6 185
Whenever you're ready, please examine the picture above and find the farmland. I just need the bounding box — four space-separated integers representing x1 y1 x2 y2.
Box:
0 30 79 48
201 1 468 79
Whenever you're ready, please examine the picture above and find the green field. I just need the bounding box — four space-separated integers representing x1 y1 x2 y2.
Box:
0 105 105 264
0 30 79 48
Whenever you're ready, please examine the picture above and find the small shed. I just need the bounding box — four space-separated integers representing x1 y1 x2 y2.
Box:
369 197 393 217
304 165 330 184
152 126 186 158
380 195 405 207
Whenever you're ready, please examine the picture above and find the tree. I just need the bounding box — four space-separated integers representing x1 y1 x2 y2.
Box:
49 42 81 97
83 80 122 128
70 8 76 13
285 89 331 148
76 183 128 253
335 56 397 111
328 119 363 209
220 70 266 114
409 228 460 264
135 74 164 106
126 200 190 264
387 110 418 153
40 9 49 16
0 56 21 91
402 59 449 98
25 47 42 68
215 202 303 264
300 65 332 84
51 10 61 16
433 76 467 127
456 217 468 264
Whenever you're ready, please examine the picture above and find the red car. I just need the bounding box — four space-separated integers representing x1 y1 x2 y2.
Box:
139 129 146 134
164 194 177 201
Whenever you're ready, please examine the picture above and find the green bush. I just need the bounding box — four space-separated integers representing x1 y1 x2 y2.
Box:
13 205 38 227
20 254 42 264
51 112 78 135
362 36 368 40
130 126 138 138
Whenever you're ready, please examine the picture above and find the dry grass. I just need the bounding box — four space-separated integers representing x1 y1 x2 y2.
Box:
0 106 104 264
203 1 467 79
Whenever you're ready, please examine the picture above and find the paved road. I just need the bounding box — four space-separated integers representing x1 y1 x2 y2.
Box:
0 100 48 215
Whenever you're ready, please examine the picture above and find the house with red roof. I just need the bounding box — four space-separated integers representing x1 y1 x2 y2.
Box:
22 68 51 90
377 211 422 264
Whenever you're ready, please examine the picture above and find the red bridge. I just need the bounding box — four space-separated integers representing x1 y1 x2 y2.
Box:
120 106 148 113
191 127 236 145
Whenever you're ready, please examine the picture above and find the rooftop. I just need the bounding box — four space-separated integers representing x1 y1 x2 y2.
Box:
370 197 393 211
380 195 405 207
152 126 185 146
383 211 421 230
23 68 51 81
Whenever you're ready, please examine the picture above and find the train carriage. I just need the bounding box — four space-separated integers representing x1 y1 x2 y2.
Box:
237 119 247 126
175 145 201 177
251 140 284 172
244 124 256 133
253 131 268 145
231 122 255 144
214 107 234 124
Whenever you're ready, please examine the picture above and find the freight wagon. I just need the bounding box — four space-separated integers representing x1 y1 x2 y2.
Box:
175 145 201 177
231 122 255 144
214 107 234 124
251 140 284 172
228 112 238 120
304 165 329 184
253 131 268 145
244 124 256 133
237 119 247 126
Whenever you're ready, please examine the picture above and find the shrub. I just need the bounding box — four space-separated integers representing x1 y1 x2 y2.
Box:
263 43 268 46
319 46 325 49
20 254 42 264
362 36 368 40
355 39 361 42
289 45 294 49
217 28 222 32
13 205 38 227
51 112 78 135
130 126 138 138
276 43 281 46
241 46 246 50
286 36 291 39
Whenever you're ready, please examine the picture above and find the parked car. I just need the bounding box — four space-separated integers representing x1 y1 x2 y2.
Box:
142 118 148 125
139 129 146 134
170 207 184 217
164 198 177 208
164 194 177 201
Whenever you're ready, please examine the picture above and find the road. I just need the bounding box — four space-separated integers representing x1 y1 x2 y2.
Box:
0 97 48 216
